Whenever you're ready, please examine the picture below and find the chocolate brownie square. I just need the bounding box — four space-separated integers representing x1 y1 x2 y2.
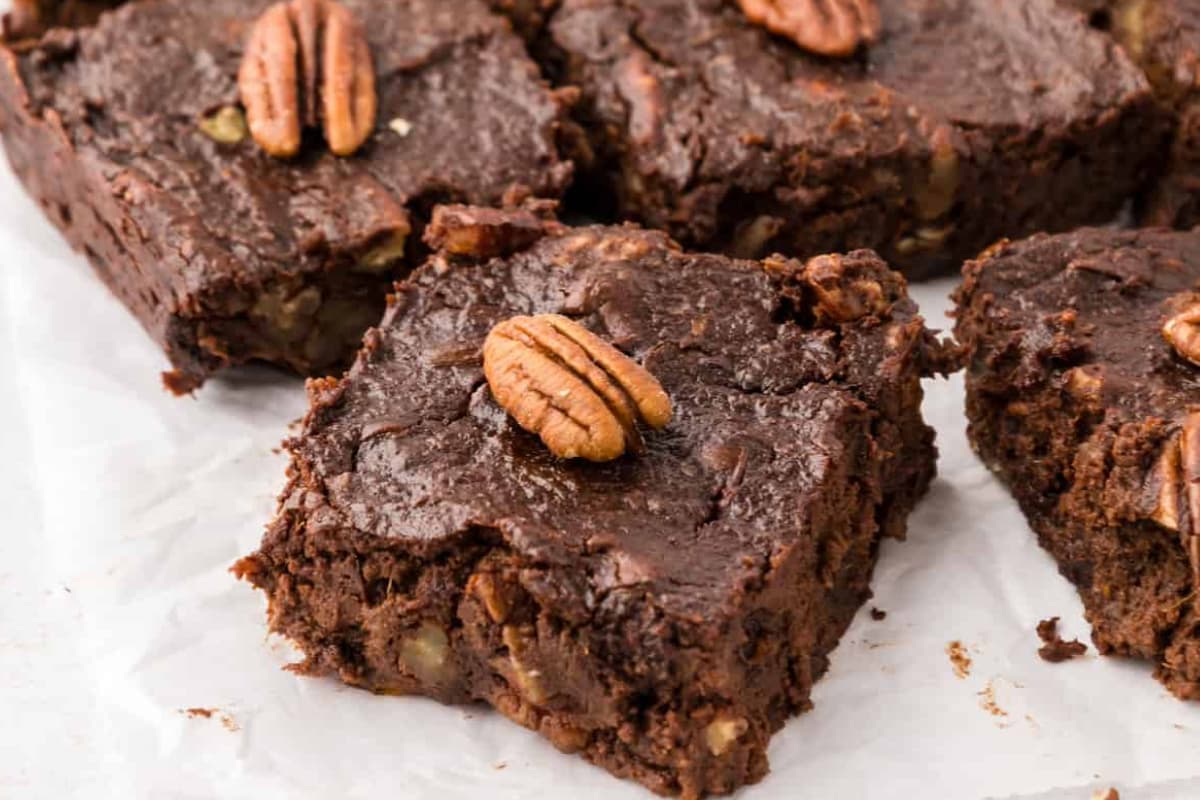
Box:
956 227 1200 700
0 0 572 392
1 0 122 40
234 206 953 797
1076 0 1200 229
546 0 1163 279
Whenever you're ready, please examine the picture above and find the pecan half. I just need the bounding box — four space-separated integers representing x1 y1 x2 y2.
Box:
1163 304 1200 367
482 314 672 462
1149 411 1200 591
737 0 881 57
238 0 376 158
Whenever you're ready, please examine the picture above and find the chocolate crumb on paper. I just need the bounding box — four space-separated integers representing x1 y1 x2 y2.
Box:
977 680 1009 724
1036 617 1088 663
870 607 887 621
180 707 239 731
182 707 216 719
946 640 972 679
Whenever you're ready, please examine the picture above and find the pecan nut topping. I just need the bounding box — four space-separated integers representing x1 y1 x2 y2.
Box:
799 251 901 324
482 314 672 462
1149 411 1200 591
1163 304 1200 367
238 0 377 158
737 0 881 58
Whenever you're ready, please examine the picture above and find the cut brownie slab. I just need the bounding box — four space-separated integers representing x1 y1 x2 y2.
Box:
0 0 572 392
1078 0 1200 229
956 227 1200 700
235 207 953 798
547 0 1163 279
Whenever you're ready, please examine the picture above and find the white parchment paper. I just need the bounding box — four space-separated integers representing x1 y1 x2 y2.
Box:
1 128 1199 800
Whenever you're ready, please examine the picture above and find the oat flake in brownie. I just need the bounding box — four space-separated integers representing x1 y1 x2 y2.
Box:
235 206 955 798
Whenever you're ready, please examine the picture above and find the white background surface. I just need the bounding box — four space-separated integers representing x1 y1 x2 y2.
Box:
1 97 1199 800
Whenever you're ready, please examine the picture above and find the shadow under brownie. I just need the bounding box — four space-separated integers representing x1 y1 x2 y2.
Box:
544 0 1164 280
955 227 1200 700
0 0 572 392
234 206 954 798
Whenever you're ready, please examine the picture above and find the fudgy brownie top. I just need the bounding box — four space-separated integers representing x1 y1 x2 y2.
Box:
957 228 1200 419
10 0 570 293
294 210 945 623
550 0 1146 207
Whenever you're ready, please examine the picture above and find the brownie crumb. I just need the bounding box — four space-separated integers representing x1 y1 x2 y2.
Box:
869 607 887 621
1036 617 1088 663
945 641 972 679
182 707 215 718
977 680 1009 721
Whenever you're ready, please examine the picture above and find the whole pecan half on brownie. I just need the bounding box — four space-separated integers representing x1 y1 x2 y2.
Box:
239 0 377 158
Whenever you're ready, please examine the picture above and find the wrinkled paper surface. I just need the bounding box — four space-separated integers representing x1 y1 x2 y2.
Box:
1 136 1199 800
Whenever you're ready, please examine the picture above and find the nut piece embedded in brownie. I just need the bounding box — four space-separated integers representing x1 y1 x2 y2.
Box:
547 0 1163 279
955 227 1200 700
234 207 954 798
0 0 572 392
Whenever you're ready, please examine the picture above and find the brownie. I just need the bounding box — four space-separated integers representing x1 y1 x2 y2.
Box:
955 227 1200 700
234 206 952 797
1 0 123 40
542 0 1162 280
0 0 572 392
1073 0 1200 229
